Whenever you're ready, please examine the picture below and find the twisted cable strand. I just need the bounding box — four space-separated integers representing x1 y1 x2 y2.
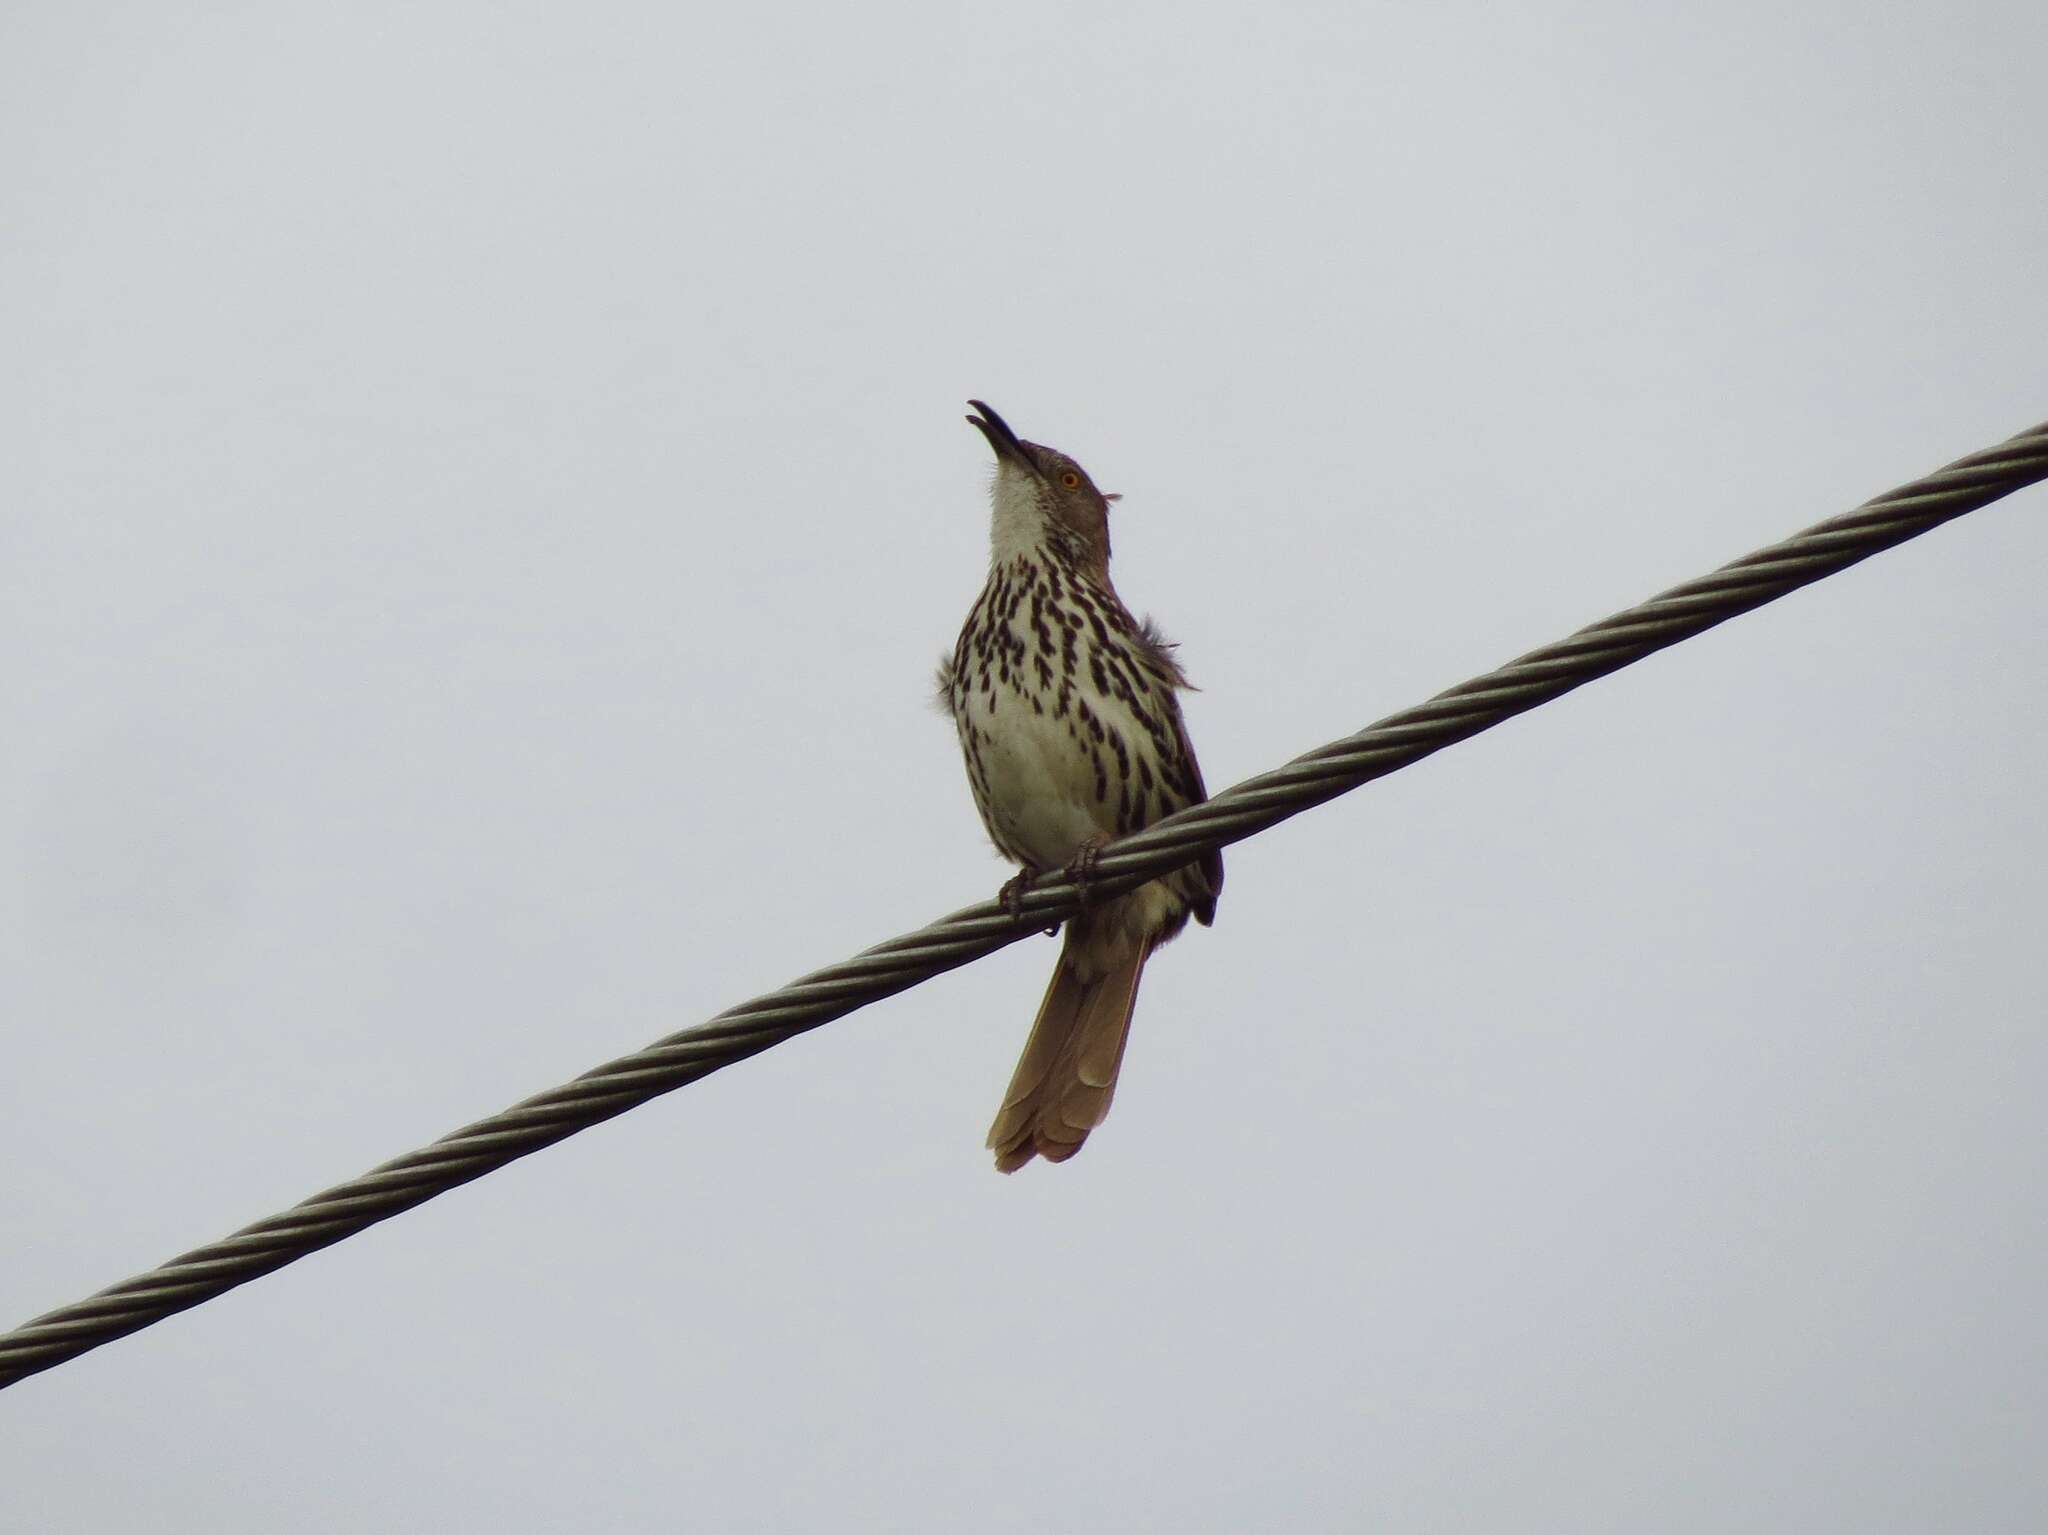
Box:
4 418 2043 1390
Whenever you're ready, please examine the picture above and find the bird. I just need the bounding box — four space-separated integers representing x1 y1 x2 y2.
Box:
937 400 1222 1172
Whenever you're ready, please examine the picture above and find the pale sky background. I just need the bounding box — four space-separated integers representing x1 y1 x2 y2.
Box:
4 3 2045 1530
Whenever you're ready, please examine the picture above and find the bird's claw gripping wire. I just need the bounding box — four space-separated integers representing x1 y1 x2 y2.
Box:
998 869 1060 936
1063 836 1109 912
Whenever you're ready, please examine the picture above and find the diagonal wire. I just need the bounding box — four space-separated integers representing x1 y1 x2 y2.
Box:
3 417 2044 1391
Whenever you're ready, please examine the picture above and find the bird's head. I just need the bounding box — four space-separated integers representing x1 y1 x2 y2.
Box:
967 400 1120 576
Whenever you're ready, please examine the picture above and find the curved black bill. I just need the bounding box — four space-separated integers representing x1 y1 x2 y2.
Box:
965 399 1030 468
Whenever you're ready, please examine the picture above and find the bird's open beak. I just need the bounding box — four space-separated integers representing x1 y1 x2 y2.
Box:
966 400 1036 475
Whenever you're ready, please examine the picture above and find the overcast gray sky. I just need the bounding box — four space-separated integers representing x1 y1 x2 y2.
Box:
5 3 2046 1530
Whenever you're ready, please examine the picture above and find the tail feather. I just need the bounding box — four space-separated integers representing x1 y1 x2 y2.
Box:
988 927 1152 1173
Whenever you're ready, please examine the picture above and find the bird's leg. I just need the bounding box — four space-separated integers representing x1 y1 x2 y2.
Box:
999 867 1042 929
998 867 1063 937
1064 834 1112 911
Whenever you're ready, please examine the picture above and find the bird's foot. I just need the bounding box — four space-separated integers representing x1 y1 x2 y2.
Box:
1064 836 1111 911
999 868 1060 936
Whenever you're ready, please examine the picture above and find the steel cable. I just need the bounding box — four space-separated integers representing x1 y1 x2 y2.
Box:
3 417 2044 1390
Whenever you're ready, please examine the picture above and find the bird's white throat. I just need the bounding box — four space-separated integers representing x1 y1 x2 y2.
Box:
986 460 1051 568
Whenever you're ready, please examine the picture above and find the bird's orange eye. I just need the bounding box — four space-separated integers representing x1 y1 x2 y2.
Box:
1060 471 1081 489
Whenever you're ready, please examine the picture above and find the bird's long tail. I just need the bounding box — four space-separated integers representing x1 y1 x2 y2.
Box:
987 915 1153 1173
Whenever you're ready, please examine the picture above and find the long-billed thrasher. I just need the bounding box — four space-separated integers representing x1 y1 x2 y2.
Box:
938 401 1222 1172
